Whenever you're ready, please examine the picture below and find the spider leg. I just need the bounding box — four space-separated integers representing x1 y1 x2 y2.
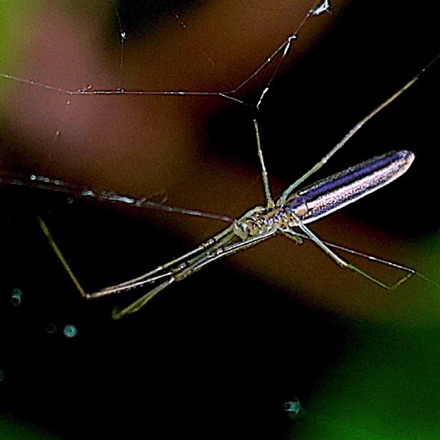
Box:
278 73 423 205
113 230 276 318
281 226 413 290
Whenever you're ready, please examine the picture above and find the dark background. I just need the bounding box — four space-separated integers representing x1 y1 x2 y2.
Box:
0 1 440 439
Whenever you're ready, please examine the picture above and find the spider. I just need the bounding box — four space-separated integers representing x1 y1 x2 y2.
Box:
37 64 436 319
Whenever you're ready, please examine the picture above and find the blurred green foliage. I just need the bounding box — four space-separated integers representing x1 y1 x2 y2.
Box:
289 322 440 439
0 414 59 440
0 2 35 73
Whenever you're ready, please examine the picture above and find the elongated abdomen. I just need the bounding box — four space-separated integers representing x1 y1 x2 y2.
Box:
284 150 414 224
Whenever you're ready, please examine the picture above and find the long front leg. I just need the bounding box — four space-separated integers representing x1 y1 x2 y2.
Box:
89 226 236 298
38 213 236 299
113 230 276 319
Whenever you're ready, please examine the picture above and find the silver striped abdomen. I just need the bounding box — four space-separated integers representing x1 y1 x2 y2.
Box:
283 150 414 224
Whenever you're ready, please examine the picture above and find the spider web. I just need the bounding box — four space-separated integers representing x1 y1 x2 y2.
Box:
0 0 439 291
0 0 333 196
0 0 438 218
0 0 440 308
0 3 440 439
